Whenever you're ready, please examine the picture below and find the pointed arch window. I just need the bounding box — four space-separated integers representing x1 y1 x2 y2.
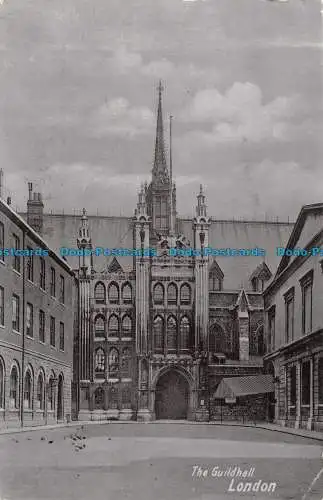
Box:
153 316 164 353
250 325 265 356
122 283 132 304
209 274 223 291
167 283 177 305
36 372 45 410
153 283 164 304
167 316 177 352
95 348 105 378
94 387 104 409
108 348 119 377
108 386 119 409
180 284 191 305
108 283 119 304
95 315 105 338
10 365 19 409
108 315 119 337
0 358 4 409
94 282 106 303
180 317 190 350
209 323 228 353
121 315 132 337
122 386 132 409
121 347 131 373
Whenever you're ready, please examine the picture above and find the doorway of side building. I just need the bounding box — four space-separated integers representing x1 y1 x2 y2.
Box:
155 370 189 420
57 374 64 421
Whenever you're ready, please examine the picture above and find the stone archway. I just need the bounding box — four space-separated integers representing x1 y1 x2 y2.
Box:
155 369 189 420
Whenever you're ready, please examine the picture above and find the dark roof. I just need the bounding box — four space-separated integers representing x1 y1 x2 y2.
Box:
213 374 274 399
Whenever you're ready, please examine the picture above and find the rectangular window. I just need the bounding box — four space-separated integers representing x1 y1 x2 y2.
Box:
40 257 46 290
318 357 323 405
290 365 296 406
59 275 65 304
284 288 294 343
50 267 56 297
301 360 310 406
268 307 276 351
59 322 64 351
12 294 20 332
50 316 55 346
0 222 4 261
26 247 34 282
0 286 4 326
26 303 33 337
39 310 45 343
13 234 20 273
300 271 313 336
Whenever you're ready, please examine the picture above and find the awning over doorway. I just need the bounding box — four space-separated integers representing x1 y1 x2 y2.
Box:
213 374 274 399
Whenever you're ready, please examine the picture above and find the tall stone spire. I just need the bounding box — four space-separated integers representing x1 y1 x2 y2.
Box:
196 184 208 218
152 81 169 184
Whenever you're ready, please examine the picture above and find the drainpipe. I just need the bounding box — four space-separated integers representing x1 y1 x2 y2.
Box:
20 230 26 427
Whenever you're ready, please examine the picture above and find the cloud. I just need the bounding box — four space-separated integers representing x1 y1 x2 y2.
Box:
180 82 300 142
91 97 154 138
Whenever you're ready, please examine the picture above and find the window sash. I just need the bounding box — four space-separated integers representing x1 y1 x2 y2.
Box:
40 258 46 289
39 310 45 342
59 322 65 351
13 235 20 272
50 317 55 346
12 295 20 331
26 303 33 337
59 276 65 303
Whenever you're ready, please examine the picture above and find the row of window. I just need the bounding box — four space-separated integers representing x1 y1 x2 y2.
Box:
267 270 314 349
288 358 323 406
153 283 191 305
92 385 132 410
0 359 60 411
94 314 133 338
153 316 191 352
0 226 65 303
94 347 131 378
94 282 132 304
0 291 65 350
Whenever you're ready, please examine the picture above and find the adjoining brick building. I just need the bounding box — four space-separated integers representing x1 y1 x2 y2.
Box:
264 204 323 432
0 189 76 429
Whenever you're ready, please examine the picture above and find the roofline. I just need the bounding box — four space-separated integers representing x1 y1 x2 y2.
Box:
276 203 323 275
19 211 295 226
1 199 74 275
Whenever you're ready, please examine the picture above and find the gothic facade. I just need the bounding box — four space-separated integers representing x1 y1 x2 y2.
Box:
73 86 280 422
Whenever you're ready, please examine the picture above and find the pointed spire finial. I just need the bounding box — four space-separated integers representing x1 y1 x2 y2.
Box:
152 81 168 184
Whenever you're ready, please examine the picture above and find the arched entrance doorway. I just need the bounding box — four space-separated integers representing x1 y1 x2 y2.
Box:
57 374 64 421
155 370 189 420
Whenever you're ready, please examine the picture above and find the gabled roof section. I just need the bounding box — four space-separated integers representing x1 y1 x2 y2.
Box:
107 257 123 273
250 261 272 282
214 375 274 399
209 259 224 279
276 203 323 276
235 289 250 311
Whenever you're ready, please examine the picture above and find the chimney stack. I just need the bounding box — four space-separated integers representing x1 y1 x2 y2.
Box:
27 183 44 235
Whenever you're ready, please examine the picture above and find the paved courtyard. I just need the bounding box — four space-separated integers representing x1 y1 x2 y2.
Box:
0 423 322 500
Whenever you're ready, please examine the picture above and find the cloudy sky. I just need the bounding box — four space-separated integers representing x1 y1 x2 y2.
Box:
0 0 322 220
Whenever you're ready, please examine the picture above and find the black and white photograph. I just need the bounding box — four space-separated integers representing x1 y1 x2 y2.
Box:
0 0 322 499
